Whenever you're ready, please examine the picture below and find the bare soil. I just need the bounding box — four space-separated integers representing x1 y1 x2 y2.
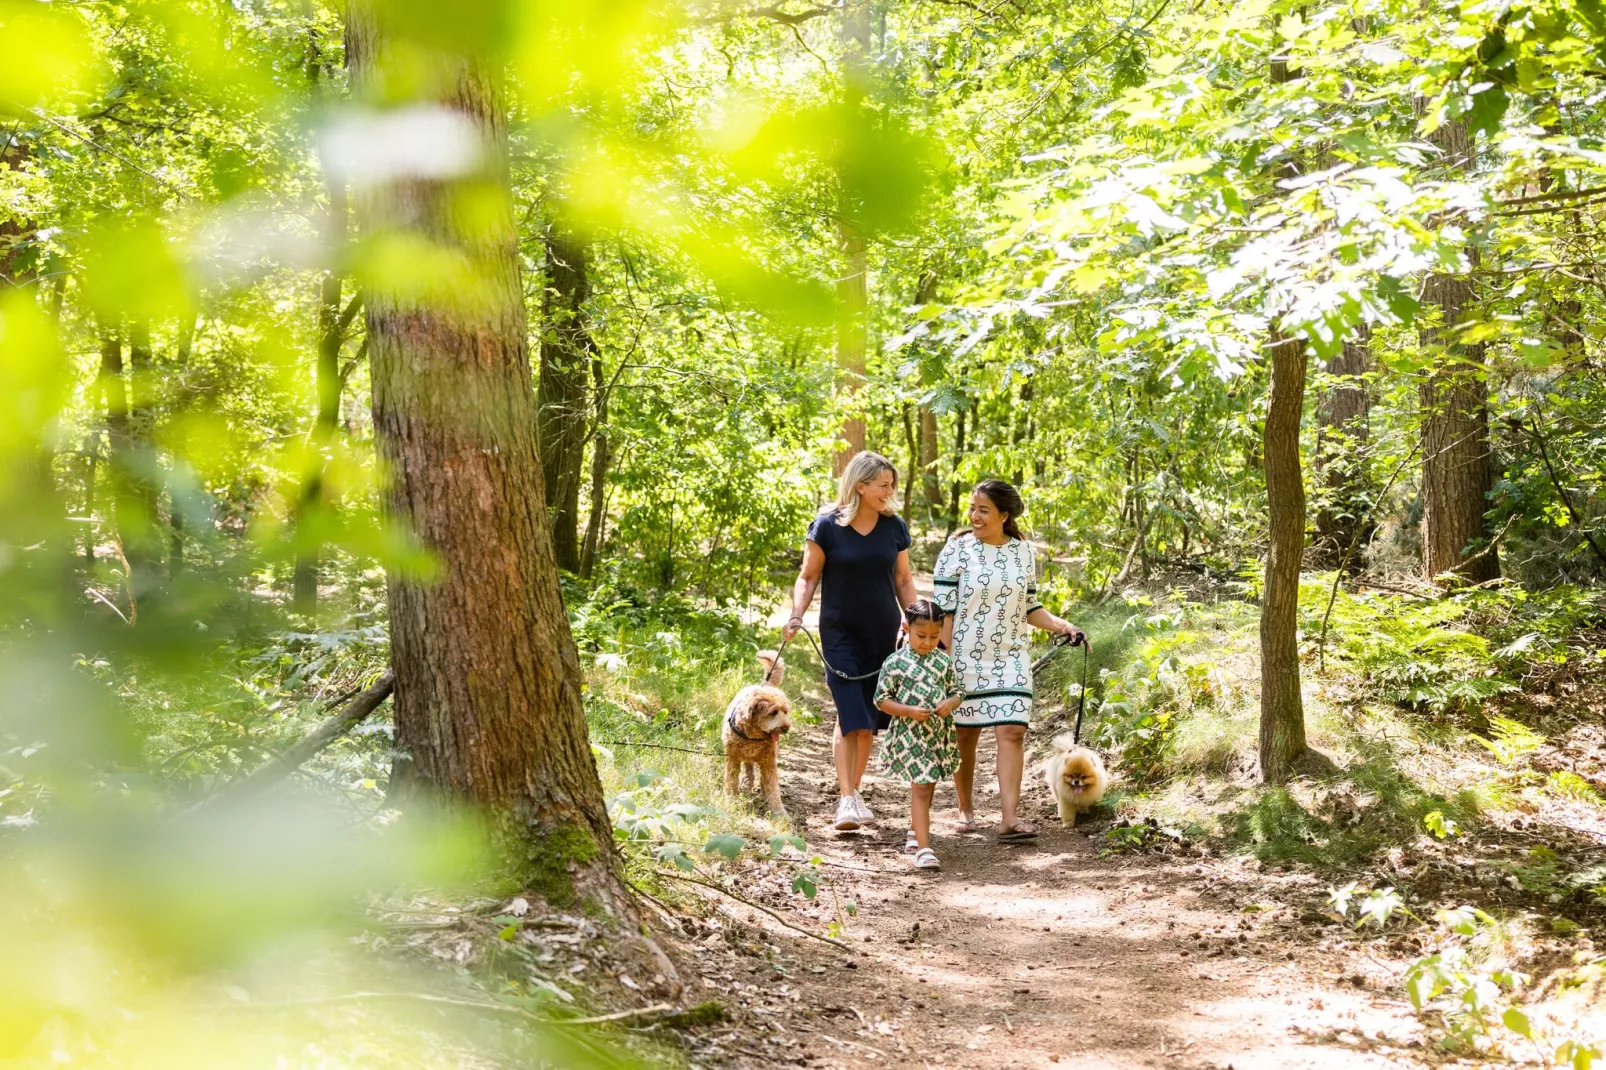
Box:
669 703 1441 1070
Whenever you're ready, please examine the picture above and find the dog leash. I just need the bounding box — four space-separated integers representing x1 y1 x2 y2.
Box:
1031 632 1091 745
767 625 882 684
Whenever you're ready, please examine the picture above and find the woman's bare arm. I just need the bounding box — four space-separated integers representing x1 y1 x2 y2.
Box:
1026 607 1086 646
784 540 825 639
893 548 918 610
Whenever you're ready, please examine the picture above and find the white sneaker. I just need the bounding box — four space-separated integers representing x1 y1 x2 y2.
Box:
832 796 861 831
853 793 876 823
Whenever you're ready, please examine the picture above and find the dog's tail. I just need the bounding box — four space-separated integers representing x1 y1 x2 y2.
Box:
1050 732 1079 755
757 649 783 682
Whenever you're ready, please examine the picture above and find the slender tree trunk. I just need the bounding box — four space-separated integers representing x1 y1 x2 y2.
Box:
98 322 144 613
947 403 967 533
899 403 917 524
919 405 941 507
294 176 349 608
1259 332 1309 782
168 316 197 577
1419 117 1498 583
833 0 871 475
835 221 868 473
1312 327 1372 570
1258 54 1309 783
578 348 611 580
537 226 590 574
346 5 625 910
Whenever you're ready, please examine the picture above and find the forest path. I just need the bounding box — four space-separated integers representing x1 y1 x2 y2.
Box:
757 707 1434 1070
727 583 1438 1069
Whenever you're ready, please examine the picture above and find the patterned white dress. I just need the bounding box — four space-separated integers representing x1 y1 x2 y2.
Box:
932 534 1042 728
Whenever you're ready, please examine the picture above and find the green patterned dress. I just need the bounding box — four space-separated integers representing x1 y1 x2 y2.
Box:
874 646 963 784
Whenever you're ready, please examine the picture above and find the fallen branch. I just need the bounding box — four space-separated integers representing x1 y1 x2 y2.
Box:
225 989 674 1026
187 671 394 812
657 871 852 950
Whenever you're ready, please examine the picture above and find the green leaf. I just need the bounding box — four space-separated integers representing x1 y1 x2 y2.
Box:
790 870 818 899
769 834 806 857
1502 1007 1532 1040
703 833 746 860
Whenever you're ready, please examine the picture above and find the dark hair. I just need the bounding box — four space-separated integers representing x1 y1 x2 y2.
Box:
903 598 946 625
972 478 1026 540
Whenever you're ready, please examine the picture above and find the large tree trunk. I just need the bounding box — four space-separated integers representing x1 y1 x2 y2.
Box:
1311 327 1372 570
537 227 590 574
1419 118 1498 584
346 7 624 911
1259 333 1309 782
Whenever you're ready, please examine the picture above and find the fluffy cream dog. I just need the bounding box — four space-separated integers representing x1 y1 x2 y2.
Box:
721 652 792 815
1044 732 1108 826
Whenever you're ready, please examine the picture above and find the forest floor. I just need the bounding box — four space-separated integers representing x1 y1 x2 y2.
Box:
674 691 1438 1070
638 582 1606 1070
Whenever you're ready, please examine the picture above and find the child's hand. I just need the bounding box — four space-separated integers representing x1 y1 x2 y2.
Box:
906 707 933 723
935 697 961 718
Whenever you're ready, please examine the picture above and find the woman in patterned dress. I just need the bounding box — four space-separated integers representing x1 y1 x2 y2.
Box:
934 479 1084 841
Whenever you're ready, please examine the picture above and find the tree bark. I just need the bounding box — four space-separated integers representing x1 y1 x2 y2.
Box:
346 6 624 910
1311 327 1372 570
578 348 611 581
294 47 350 612
947 403 967 533
97 321 154 613
1419 118 1498 583
1259 333 1309 783
1258 53 1309 783
537 226 591 574
832 0 871 476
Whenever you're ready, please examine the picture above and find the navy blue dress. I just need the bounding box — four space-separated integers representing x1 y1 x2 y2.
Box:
806 511 911 734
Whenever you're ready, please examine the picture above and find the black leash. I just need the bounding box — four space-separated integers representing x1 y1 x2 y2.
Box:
767 625 882 683
1031 632 1092 745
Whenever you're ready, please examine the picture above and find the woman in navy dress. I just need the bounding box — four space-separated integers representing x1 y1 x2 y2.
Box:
784 451 918 830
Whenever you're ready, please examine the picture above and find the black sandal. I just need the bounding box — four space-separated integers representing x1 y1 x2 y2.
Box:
998 824 1039 842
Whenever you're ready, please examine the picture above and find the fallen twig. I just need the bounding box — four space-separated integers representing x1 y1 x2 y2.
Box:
186 671 394 813
224 990 675 1027
658 871 852 950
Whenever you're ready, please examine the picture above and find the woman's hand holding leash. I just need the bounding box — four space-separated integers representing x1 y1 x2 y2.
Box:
782 615 804 641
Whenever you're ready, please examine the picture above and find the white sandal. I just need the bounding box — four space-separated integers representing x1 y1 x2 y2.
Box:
912 847 940 871
904 829 919 853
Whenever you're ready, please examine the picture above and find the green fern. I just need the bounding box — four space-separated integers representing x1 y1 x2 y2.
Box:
1471 716 1545 767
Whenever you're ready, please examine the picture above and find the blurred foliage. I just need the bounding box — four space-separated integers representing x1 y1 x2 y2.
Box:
6 0 1606 1061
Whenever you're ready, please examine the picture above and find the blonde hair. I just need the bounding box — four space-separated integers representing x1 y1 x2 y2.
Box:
823 450 901 526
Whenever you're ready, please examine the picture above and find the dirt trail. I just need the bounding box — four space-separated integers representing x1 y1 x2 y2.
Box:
719 714 1433 1070
697 588 1438 1068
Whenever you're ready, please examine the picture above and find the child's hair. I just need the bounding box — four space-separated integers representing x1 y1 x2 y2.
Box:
903 598 946 625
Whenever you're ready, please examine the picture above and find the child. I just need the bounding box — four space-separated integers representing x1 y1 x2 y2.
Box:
874 600 963 871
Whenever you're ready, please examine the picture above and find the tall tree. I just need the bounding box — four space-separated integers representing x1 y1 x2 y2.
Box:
1259 332 1309 782
345 3 624 909
293 41 352 612
913 271 942 510
1419 118 1498 583
1257 53 1309 783
832 0 871 473
536 225 592 574
578 346 612 581
1312 328 1372 570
